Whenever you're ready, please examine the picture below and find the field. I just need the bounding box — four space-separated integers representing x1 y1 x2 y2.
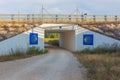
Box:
45 33 59 45
44 38 59 43
74 44 120 80
75 53 120 80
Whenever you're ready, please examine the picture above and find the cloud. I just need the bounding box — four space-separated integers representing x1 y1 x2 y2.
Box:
0 0 120 14
78 0 120 14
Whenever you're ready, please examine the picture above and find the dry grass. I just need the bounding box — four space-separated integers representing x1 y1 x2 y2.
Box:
0 47 48 62
74 53 120 80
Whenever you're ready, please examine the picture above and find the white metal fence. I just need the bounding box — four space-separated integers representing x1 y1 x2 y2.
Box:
0 14 119 23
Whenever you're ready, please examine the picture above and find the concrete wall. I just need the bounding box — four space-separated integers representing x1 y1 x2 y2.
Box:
41 24 120 51
0 27 44 55
2 23 119 54
44 24 120 51
75 27 120 51
60 30 76 51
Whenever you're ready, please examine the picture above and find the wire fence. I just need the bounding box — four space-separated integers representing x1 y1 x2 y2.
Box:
0 14 119 23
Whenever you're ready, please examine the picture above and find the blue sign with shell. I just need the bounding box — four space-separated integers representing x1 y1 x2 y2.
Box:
30 33 38 45
83 34 94 45
59 26 62 29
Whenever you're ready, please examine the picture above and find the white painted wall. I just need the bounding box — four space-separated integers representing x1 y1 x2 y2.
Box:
75 27 120 51
60 30 76 51
59 33 64 47
0 27 44 55
2 23 119 55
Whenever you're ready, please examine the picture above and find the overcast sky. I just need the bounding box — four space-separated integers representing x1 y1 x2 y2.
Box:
0 0 120 15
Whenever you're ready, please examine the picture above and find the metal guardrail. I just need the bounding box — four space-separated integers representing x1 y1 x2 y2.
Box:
0 14 119 23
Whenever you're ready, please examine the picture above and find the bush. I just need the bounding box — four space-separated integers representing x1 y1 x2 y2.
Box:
79 43 120 54
27 47 41 54
26 46 48 55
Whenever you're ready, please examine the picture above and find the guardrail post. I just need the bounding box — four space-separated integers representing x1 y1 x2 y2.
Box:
81 15 84 24
27 14 30 23
69 15 71 21
11 14 14 22
56 15 58 23
32 14 34 23
115 15 118 26
104 15 107 24
93 15 96 23
84 13 87 24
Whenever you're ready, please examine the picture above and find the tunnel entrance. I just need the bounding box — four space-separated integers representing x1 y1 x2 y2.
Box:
44 32 60 48
44 30 76 51
40 24 78 51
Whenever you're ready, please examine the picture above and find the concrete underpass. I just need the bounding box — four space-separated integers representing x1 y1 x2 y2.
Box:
0 24 120 55
45 30 76 51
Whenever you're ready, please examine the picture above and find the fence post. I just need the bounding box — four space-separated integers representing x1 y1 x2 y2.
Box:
56 15 58 23
81 15 84 24
18 13 20 24
27 14 30 23
93 15 96 23
84 13 87 23
115 15 118 26
11 14 14 23
104 15 107 24
32 14 34 23
76 15 78 24
68 15 71 21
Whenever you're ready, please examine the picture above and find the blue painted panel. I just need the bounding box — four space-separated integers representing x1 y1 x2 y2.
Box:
83 34 94 45
30 33 38 45
59 26 62 29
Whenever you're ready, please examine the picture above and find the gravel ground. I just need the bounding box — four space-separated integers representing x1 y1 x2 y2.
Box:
0 48 85 80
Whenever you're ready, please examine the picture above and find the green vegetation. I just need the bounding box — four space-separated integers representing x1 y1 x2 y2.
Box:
45 33 59 46
26 47 47 54
46 40 59 46
74 43 120 80
0 47 48 62
80 43 120 54
45 33 59 38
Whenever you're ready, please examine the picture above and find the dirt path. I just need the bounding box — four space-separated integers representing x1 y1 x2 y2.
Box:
0 48 85 80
